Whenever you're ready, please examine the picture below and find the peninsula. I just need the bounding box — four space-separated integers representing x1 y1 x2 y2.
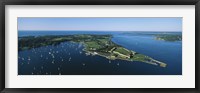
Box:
18 34 167 67
155 34 182 41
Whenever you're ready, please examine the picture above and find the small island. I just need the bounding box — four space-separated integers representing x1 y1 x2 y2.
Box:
19 34 167 67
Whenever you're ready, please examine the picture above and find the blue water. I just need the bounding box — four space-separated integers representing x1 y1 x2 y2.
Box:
18 31 182 75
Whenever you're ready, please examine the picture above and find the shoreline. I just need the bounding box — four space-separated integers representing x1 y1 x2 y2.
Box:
83 49 166 67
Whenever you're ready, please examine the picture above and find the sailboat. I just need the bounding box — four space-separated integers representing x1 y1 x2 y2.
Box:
82 63 85 66
28 57 31 61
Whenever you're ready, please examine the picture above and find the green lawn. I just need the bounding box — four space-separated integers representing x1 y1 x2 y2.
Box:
85 41 101 49
131 54 146 62
115 47 131 55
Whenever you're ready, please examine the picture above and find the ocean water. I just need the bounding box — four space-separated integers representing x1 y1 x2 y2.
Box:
18 31 182 75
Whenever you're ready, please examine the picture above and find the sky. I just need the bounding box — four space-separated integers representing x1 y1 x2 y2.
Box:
18 17 182 32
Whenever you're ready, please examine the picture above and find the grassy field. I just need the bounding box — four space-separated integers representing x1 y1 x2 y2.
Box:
85 41 101 49
115 47 131 55
131 54 147 62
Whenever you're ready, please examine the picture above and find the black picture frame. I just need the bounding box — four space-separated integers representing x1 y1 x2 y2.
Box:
0 0 200 93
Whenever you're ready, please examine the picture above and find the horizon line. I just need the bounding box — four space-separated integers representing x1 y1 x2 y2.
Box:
18 30 182 32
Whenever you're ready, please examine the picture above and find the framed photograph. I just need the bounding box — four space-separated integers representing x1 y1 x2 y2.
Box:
0 0 199 93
